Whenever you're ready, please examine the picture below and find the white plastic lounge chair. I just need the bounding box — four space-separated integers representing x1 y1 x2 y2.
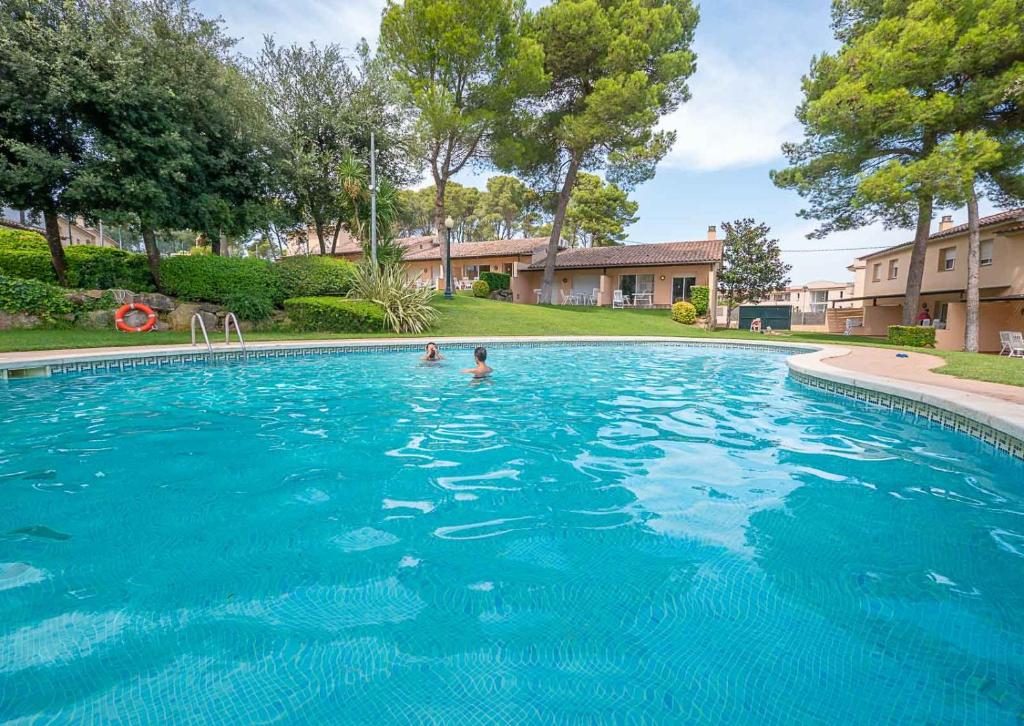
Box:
589 288 600 305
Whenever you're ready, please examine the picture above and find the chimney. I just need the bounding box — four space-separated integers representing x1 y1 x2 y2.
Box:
707 225 717 241
939 215 953 232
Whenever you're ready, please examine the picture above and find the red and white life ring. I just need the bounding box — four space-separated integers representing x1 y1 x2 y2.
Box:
115 303 157 333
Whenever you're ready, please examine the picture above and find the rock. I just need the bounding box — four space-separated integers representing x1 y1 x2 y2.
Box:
168 303 216 332
198 302 220 314
489 289 513 302
0 312 42 330
84 289 107 300
78 309 115 329
135 292 175 311
152 320 170 332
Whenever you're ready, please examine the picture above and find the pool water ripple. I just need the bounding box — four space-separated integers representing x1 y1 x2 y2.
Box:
0 344 1022 723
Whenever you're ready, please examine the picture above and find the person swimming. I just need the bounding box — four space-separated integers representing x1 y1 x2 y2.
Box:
461 346 492 378
421 342 444 362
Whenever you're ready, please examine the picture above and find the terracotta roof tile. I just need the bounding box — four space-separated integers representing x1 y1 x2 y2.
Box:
523 240 723 270
403 237 549 261
858 208 1024 260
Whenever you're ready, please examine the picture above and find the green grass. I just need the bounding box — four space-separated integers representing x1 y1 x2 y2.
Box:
2 294 1022 387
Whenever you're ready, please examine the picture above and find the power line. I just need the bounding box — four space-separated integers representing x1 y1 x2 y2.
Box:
780 246 888 252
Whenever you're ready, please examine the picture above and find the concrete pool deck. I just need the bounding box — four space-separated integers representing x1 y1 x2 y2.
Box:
1 336 1022 454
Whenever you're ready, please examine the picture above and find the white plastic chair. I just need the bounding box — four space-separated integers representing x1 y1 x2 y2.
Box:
589 288 599 305
1000 331 1015 355
1007 331 1024 358
560 291 576 305
534 288 543 304
612 290 626 309
844 317 864 336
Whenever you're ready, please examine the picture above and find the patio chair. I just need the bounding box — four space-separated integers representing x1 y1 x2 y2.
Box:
534 288 544 304
460 277 471 290
588 288 600 305
1007 331 1024 359
1000 331 1015 355
560 291 576 305
612 290 627 309
844 317 863 336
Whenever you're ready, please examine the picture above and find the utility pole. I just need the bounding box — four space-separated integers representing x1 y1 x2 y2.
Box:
370 131 377 265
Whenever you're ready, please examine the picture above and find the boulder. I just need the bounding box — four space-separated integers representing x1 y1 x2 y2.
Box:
135 292 175 311
78 309 115 330
489 289 513 302
0 312 42 330
168 303 216 332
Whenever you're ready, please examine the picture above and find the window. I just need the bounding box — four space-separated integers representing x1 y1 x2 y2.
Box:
464 264 490 279
872 263 882 282
619 274 654 297
810 290 829 313
503 262 514 275
888 258 899 279
933 301 949 324
939 247 956 271
980 239 993 266
671 276 697 302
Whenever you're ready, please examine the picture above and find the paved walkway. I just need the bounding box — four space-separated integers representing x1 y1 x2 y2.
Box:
821 346 1024 406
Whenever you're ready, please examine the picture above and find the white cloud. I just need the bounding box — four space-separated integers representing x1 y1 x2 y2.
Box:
660 44 802 171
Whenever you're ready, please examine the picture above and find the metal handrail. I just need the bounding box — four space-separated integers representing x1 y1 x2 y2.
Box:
224 312 246 355
190 312 213 357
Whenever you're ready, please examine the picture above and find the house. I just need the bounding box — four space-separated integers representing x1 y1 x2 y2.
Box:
768 281 858 313
284 228 434 260
1 209 118 248
511 227 723 307
847 208 1024 352
404 237 551 288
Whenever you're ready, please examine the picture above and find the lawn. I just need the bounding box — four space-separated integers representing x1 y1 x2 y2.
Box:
2 294 1022 387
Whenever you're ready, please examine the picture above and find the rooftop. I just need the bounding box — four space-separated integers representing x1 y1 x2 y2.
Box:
858 208 1024 261
524 239 723 270
403 237 550 261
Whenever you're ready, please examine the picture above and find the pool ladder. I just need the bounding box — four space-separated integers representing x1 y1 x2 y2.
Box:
190 312 246 361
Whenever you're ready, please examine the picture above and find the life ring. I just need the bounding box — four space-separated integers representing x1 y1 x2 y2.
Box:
115 303 157 333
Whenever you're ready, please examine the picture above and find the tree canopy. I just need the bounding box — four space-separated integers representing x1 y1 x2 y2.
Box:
717 219 792 316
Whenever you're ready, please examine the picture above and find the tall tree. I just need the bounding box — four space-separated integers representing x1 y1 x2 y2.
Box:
379 0 544 270
476 175 541 239
0 0 107 284
717 219 792 322
494 0 698 303
561 173 638 247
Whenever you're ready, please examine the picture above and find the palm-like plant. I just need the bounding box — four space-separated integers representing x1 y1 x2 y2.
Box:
347 260 437 334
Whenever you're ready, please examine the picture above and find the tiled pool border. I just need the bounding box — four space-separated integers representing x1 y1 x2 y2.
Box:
2 337 1021 461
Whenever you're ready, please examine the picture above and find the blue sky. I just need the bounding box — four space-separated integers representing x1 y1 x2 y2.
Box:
196 0 997 284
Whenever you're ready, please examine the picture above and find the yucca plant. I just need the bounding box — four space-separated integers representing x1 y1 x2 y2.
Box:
347 260 438 334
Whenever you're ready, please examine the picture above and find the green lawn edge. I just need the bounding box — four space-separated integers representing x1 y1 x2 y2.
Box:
2 294 1022 388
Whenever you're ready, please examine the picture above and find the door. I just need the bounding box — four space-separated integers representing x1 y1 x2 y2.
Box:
572 273 600 297
672 276 696 302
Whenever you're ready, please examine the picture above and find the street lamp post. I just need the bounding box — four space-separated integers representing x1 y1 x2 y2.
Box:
444 216 455 300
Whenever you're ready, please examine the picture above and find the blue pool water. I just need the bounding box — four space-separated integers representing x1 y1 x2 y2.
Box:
0 343 1022 724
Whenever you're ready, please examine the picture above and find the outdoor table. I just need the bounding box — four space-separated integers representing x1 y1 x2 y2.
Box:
632 292 653 308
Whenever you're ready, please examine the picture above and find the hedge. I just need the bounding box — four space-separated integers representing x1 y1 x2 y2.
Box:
480 271 510 291
0 229 154 290
671 300 697 324
160 255 280 306
0 273 73 319
273 256 354 299
689 285 709 316
888 325 936 347
283 296 386 333
472 279 490 298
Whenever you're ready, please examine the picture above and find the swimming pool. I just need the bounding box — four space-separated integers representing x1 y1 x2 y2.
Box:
1 343 1021 723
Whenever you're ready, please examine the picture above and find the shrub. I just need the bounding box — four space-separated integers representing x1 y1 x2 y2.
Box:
472 279 490 298
65 246 154 291
273 256 354 299
347 261 438 334
689 285 709 316
284 296 386 333
0 230 154 290
479 271 510 291
671 300 697 324
0 273 73 319
224 291 275 322
0 226 48 249
160 255 280 307
0 248 57 282
888 325 936 347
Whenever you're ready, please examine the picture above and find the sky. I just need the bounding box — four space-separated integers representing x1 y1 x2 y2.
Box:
195 0 999 285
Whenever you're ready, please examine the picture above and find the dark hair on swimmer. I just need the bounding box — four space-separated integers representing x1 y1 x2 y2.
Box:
474 346 487 362
426 342 437 348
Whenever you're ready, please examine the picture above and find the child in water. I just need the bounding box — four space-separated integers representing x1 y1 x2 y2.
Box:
421 342 444 362
461 346 492 378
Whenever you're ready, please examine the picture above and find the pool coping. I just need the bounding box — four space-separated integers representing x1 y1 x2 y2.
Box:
2 336 1022 459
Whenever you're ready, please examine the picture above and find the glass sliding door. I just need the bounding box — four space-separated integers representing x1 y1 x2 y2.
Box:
672 276 696 302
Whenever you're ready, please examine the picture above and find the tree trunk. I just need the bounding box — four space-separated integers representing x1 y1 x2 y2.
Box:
42 209 69 286
433 176 448 280
901 194 934 326
542 155 581 304
902 131 937 326
312 218 328 256
141 225 162 290
330 221 343 255
964 183 981 353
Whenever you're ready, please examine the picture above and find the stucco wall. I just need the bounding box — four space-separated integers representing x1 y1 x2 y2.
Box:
513 265 713 306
